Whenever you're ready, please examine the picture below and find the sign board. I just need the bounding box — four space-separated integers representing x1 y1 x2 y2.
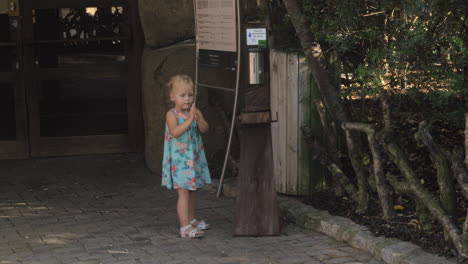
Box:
195 0 237 52
246 28 267 48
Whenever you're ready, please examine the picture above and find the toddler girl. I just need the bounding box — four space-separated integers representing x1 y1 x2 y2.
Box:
161 74 211 238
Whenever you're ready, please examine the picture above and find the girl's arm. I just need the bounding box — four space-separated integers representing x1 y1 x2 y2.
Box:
196 109 209 133
166 110 194 138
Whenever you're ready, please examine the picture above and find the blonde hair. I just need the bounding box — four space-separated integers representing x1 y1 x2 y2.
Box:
167 74 193 94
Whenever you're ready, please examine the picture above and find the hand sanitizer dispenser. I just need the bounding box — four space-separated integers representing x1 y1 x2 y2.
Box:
246 28 267 85
248 48 264 85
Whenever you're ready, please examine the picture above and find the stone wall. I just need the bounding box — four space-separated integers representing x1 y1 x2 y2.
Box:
139 1 236 177
138 0 195 48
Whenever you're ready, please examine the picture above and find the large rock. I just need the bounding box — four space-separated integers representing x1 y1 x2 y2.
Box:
141 40 235 177
138 0 195 48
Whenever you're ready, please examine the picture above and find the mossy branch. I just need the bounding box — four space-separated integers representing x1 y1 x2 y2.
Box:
414 121 456 218
382 136 465 257
343 123 395 219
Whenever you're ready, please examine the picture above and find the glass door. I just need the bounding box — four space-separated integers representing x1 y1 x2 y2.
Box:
22 0 142 156
0 13 28 159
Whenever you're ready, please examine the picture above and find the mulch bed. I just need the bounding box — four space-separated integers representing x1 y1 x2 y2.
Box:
305 96 468 263
306 192 460 259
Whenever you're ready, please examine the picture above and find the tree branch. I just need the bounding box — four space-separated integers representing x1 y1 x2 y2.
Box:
344 129 369 213
343 123 395 219
464 114 468 169
382 137 465 257
451 150 468 236
414 121 456 217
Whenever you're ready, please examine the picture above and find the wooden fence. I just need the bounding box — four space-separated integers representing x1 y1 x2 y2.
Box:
270 50 326 195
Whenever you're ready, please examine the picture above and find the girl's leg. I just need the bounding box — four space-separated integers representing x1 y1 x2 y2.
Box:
188 191 210 230
177 189 191 227
188 190 197 221
178 189 203 237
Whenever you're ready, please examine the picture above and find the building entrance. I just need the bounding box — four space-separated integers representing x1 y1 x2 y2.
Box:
0 0 142 158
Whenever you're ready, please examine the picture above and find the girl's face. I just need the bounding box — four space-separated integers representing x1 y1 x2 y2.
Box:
170 81 194 111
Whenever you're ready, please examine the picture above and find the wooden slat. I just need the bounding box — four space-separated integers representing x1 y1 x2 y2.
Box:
298 56 311 195
270 51 279 122
270 120 280 190
270 52 280 192
30 134 130 157
286 53 298 194
270 51 278 190
271 51 288 193
278 52 288 193
31 64 124 80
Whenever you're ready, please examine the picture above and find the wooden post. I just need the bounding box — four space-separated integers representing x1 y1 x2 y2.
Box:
233 19 280 236
233 121 280 236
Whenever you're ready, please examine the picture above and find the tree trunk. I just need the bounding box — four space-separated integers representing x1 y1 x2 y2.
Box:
310 79 343 195
281 0 348 127
282 0 369 210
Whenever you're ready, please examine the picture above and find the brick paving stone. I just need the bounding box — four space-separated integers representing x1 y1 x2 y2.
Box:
0 155 385 264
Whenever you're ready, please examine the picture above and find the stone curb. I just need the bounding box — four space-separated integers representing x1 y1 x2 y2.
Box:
278 197 456 264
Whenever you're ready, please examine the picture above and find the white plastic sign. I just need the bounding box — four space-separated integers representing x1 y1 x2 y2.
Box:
246 28 267 46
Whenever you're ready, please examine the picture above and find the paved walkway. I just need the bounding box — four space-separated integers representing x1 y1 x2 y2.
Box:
0 154 385 264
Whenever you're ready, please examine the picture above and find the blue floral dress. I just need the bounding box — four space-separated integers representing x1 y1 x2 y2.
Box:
161 109 211 190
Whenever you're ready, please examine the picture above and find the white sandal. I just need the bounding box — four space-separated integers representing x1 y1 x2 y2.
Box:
190 218 211 230
180 224 204 238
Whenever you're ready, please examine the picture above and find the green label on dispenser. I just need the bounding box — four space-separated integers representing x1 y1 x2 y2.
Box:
258 40 267 49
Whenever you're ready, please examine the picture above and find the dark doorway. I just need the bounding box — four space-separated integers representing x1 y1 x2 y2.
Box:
0 13 28 159
0 0 143 158
0 82 16 141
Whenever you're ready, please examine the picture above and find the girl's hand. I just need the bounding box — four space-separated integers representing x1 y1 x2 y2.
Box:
196 109 209 133
189 104 197 121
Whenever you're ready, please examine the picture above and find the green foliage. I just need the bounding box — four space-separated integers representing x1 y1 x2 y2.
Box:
270 0 468 113
269 0 303 53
